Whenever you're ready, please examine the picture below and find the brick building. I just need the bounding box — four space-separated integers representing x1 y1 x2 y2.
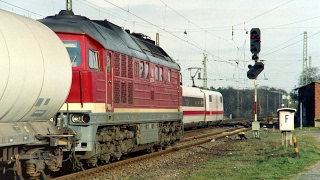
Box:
297 80 320 127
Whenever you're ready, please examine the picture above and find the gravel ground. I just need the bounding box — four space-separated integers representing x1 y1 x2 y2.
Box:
89 130 237 180
85 129 320 180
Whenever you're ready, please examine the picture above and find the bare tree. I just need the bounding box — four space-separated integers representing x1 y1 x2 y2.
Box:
299 67 320 86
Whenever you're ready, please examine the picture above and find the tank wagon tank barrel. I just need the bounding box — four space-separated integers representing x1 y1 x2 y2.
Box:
0 9 72 179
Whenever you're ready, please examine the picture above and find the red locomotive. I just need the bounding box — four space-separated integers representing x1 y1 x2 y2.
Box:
40 9 183 170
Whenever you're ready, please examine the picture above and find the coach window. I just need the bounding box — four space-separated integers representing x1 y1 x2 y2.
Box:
160 67 163 82
155 66 159 81
139 62 144 78
145 63 149 79
63 41 82 67
167 69 171 83
89 49 100 70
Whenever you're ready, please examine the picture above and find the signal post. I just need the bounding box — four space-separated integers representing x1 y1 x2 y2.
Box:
248 28 263 138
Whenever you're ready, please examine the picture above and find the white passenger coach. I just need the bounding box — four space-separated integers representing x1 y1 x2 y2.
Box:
181 86 224 129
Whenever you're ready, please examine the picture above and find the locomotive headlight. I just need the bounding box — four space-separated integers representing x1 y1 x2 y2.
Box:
71 115 81 123
82 114 90 123
71 114 90 123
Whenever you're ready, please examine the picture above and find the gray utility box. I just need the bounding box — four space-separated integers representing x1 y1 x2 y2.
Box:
252 121 260 131
277 108 296 131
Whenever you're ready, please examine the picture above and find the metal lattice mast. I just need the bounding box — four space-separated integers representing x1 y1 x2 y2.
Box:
203 53 208 89
302 31 308 86
308 56 312 83
66 0 72 11
309 56 312 69
156 33 159 46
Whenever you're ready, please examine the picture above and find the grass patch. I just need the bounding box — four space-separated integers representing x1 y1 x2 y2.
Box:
188 130 320 180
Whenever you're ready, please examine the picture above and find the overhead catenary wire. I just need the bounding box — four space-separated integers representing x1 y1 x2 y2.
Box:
262 31 320 57
103 0 229 62
2 0 315 91
0 0 44 17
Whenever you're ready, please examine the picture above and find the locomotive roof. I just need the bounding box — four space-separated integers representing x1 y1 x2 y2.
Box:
39 10 180 70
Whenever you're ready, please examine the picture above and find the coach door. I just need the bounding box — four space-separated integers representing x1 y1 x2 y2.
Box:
105 53 113 111
215 94 220 121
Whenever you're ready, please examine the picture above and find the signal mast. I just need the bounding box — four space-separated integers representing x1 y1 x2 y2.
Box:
247 28 264 139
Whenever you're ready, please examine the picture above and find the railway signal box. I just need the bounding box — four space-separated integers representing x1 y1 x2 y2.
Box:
250 28 261 58
278 108 296 146
278 108 296 131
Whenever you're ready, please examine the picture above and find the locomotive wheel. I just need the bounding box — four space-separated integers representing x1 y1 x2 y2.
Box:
13 158 24 180
13 174 23 180
38 170 51 180
147 146 155 153
156 146 163 152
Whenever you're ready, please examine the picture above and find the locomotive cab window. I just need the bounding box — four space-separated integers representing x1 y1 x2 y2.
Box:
63 41 82 67
160 67 163 82
88 49 100 70
145 63 149 79
209 95 212 102
139 62 144 78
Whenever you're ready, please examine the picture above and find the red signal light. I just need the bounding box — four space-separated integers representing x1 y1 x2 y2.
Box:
250 28 260 54
251 35 260 39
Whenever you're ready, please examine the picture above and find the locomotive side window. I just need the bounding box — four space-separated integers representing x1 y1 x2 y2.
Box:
145 63 149 79
168 69 171 83
139 62 144 78
209 95 212 102
63 41 82 67
160 67 163 82
155 66 159 81
89 49 100 70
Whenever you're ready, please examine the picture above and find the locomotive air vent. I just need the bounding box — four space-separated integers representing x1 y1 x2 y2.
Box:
58 10 74 16
47 10 88 20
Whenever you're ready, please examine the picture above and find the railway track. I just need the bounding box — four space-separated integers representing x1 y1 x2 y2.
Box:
52 126 250 180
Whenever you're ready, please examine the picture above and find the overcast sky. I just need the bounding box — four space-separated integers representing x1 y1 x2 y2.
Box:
1 0 319 93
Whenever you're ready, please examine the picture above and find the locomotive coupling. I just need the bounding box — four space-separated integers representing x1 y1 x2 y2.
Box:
50 138 70 146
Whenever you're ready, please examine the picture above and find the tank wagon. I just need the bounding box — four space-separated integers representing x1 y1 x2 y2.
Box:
0 9 72 179
181 86 224 129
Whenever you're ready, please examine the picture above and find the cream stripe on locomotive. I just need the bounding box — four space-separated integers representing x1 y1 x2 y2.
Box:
60 103 179 113
60 103 106 112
